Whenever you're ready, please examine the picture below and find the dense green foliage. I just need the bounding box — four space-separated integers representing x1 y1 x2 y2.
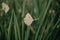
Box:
0 0 60 40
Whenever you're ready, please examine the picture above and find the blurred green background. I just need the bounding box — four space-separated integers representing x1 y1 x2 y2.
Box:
0 0 60 40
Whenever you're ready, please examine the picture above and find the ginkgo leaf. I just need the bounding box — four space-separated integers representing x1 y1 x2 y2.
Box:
24 13 34 26
2 2 9 13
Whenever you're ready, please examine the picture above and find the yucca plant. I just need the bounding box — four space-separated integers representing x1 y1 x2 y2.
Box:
0 0 60 40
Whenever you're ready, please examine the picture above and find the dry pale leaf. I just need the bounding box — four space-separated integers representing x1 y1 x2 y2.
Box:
2 2 9 13
24 13 34 26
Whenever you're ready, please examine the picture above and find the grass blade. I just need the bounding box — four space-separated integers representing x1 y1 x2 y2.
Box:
35 0 52 40
7 10 13 40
